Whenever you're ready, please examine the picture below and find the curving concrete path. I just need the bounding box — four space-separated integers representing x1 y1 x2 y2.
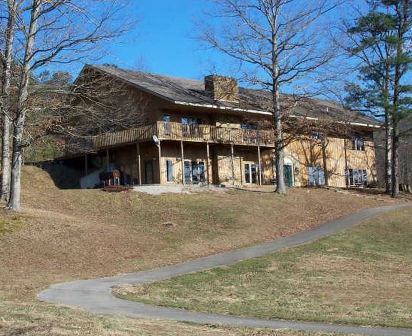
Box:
39 204 412 336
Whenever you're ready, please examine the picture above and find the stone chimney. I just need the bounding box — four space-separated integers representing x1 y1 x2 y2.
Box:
205 75 239 103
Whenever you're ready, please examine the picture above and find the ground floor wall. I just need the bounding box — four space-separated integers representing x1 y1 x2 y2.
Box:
286 137 376 188
85 136 377 188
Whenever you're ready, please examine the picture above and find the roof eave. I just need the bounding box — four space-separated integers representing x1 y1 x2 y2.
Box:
174 100 381 129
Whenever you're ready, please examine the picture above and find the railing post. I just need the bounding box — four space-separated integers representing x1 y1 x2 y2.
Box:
181 140 185 185
157 140 162 184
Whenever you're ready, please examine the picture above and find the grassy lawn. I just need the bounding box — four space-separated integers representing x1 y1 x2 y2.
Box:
116 207 412 329
0 303 366 336
0 166 402 335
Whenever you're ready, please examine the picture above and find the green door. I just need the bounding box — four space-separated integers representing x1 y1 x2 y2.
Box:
284 165 293 187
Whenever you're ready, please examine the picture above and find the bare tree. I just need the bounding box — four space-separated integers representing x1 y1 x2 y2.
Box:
0 0 18 201
5 0 131 211
202 0 338 193
37 66 150 155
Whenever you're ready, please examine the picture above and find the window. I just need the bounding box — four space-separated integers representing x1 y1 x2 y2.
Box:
352 136 365 151
308 166 325 186
181 117 201 125
181 117 201 138
163 115 172 136
244 163 257 184
166 160 174 182
192 162 206 184
312 132 324 140
241 122 257 130
346 169 368 186
184 160 192 184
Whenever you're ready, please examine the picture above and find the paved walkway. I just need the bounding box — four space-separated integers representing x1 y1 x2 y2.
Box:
39 204 412 336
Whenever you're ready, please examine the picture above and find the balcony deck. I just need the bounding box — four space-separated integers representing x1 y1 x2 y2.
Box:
92 121 275 149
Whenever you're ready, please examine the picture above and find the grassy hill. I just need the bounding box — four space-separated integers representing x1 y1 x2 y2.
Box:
117 207 412 329
0 165 403 336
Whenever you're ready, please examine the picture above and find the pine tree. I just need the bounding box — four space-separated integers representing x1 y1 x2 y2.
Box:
345 0 411 197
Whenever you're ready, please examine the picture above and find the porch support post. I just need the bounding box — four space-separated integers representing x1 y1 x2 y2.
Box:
258 145 262 185
181 140 185 185
136 142 142 185
231 143 235 185
206 142 210 185
240 156 243 185
106 149 110 171
157 141 162 184
84 154 88 177
344 138 349 188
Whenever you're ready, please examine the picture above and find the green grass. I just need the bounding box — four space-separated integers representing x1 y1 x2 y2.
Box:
116 207 412 329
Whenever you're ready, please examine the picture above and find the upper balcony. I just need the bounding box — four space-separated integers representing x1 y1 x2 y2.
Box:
92 121 275 150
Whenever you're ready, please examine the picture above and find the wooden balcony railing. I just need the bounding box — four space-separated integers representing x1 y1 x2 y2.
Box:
91 121 275 150
157 121 275 146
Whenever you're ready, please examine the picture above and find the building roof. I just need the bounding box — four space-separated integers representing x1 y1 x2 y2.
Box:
86 64 380 128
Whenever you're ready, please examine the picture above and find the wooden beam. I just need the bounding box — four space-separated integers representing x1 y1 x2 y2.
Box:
136 142 142 185
231 144 235 185
181 140 185 185
206 142 210 185
258 146 262 185
240 156 243 185
106 149 110 170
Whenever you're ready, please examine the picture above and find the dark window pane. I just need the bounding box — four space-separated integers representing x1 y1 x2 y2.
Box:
251 164 257 184
166 160 173 182
245 164 250 184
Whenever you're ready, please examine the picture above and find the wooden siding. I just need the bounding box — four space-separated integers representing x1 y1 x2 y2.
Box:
102 135 376 188
286 137 376 188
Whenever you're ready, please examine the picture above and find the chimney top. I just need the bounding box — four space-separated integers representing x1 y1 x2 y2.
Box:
205 75 239 103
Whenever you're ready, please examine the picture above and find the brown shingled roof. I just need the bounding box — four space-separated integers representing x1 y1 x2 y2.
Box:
86 64 380 128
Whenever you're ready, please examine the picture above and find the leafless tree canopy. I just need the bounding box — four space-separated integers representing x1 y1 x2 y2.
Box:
201 0 338 92
201 0 341 193
0 0 134 211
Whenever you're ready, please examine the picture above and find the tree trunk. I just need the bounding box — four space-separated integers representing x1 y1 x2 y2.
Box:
391 121 400 197
271 19 286 194
273 80 286 194
321 138 329 186
383 63 392 194
385 113 392 194
7 0 42 211
390 0 409 198
0 0 17 202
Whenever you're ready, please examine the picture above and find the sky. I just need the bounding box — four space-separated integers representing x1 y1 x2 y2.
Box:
98 0 220 80
62 0 407 100
90 0 359 91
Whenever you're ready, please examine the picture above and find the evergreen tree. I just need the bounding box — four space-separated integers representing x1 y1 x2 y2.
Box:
345 0 411 197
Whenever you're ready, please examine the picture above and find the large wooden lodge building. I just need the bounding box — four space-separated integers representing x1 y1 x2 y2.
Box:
64 65 380 189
